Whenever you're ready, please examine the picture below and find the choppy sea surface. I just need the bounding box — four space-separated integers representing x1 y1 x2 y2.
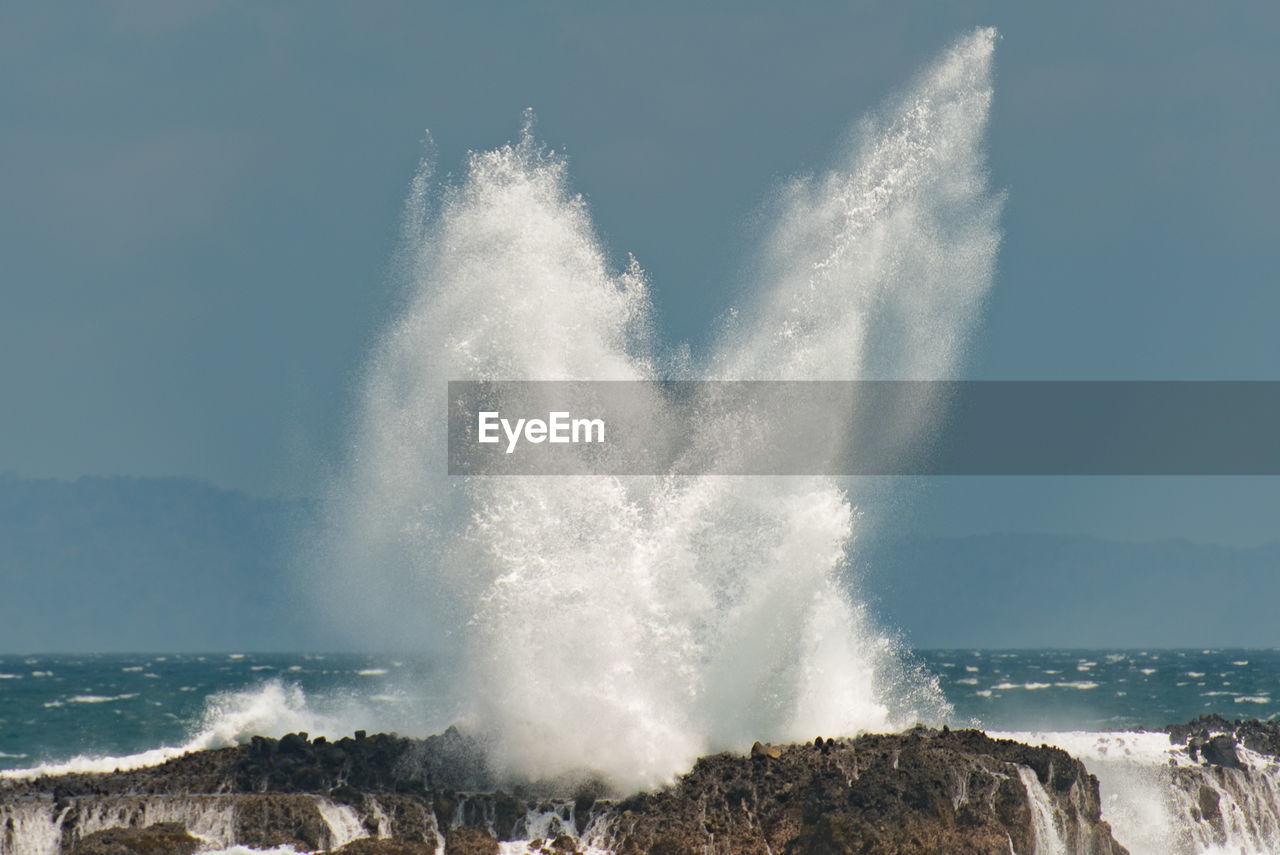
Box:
0 653 441 774
926 648 1279 731
0 649 1276 774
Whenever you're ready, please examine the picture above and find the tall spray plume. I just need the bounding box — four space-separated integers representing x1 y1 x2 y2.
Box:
307 28 1003 793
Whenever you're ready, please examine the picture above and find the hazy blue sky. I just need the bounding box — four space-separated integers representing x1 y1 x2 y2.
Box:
3 2 1278 544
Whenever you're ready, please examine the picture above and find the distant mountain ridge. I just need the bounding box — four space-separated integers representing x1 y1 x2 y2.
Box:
860 531 1280 648
0 473 316 652
2 473 1276 651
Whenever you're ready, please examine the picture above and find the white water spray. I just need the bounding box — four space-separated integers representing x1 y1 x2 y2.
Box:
310 28 1003 792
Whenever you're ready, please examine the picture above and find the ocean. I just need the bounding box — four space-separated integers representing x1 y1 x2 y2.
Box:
2 649 1275 775
5 649 1280 854
3 25 1277 855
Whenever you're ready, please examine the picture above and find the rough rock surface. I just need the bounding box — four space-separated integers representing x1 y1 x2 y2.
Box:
43 793 374 853
608 728 1126 855
1165 714 1280 764
1 726 1137 854
66 823 200 855
1162 715 1280 849
19 728 489 801
331 842 436 855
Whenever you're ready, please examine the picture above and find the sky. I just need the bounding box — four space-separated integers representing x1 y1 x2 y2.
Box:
3 2 1279 546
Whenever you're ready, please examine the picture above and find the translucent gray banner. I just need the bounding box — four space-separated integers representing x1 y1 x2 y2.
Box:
447 381 1280 475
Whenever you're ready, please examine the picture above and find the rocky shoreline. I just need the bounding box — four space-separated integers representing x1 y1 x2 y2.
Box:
4 717 1279 855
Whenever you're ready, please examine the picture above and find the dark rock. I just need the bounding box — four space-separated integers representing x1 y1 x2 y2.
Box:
234 794 331 851
433 792 459 830
68 822 199 855
1 726 1145 855
1201 735 1241 769
329 784 367 809
373 795 439 848
750 741 782 760
492 790 523 840
279 732 310 755
445 826 500 855
1238 720 1280 757
1166 714 1234 746
251 735 277 758
330 840 435 855
292 765 327 792
1164 715 1280 761
573 792 595 835
323 745 350 766
609 729 1125 855
1198 785 1221 822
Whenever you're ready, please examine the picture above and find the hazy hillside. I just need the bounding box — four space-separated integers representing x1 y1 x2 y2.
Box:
3 473 1276 651
0 474 317 652
860 532 1280 648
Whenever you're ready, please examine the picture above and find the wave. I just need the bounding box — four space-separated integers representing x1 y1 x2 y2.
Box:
0 681 384 781
67 693 139 704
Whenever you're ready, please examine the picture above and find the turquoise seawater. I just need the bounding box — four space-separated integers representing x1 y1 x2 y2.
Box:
0 650 1276 772
923 648 1280 731
0 653 439 773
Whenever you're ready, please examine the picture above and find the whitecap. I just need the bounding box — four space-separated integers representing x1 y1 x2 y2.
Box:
69 694 138 704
